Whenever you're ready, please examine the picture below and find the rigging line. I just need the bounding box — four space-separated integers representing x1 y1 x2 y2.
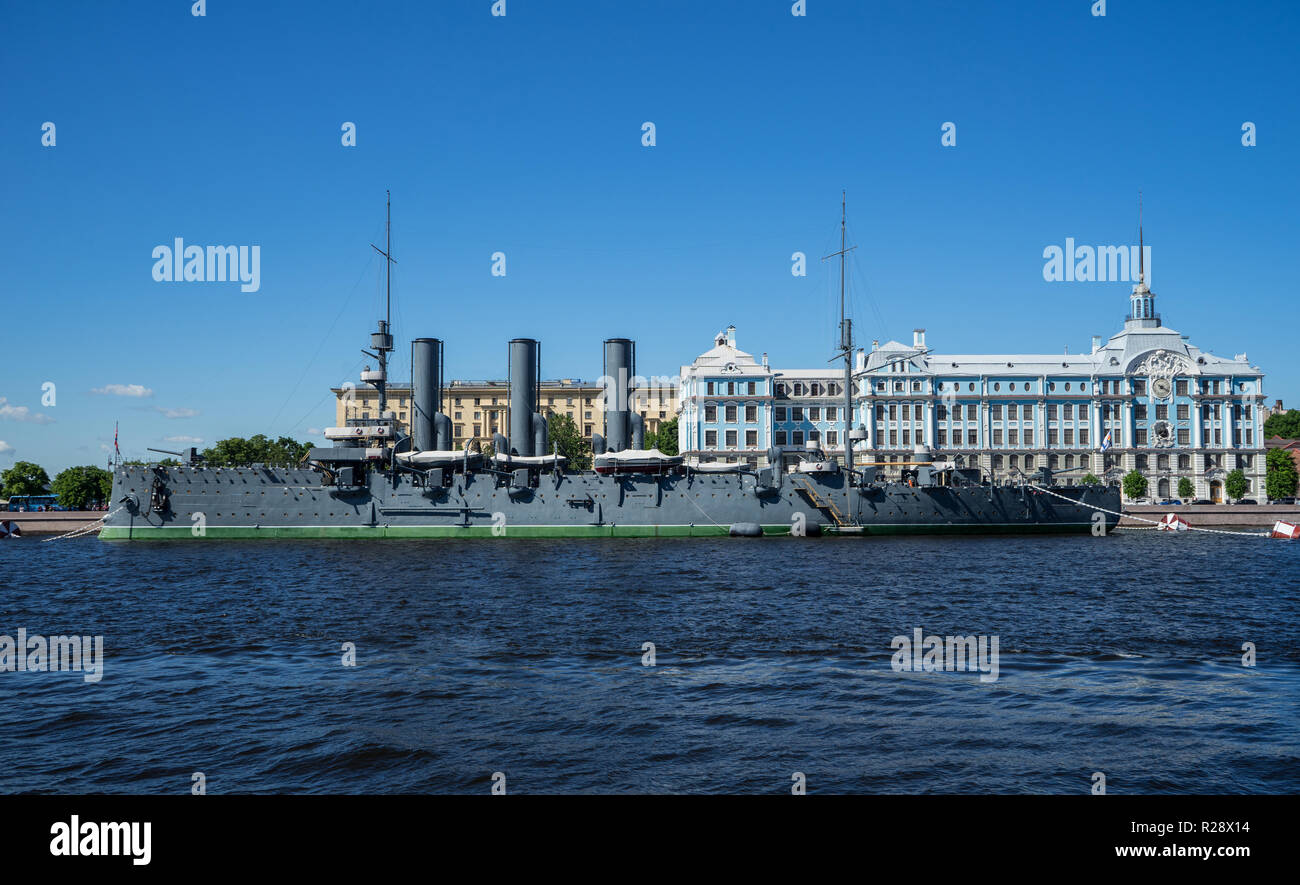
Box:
1028 484 1270 538
283 356 369 436
847 240 888 346
268 250 380 434
683 484 728 529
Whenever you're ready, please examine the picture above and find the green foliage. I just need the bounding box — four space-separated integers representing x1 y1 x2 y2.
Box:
1 461 50 497
1121 469 1148 500
1080 473 1101 486
1266 448 1298 500
51 465 113 509
654 417 679 456
1263 409 1300 440
200 435 311 466
547 412 591 471
1177 476 1195 499
1224 468 1249 501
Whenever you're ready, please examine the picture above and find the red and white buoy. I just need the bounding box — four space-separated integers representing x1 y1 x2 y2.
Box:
1269 520 1300 540
1156 512 1191 532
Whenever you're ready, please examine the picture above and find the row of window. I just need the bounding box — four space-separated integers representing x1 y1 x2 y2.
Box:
704 381 762 397
773 430 840 447
702 429 761 448
702 404 759 423
869 378 1250 396
775 406 839 422
873 402 1258 424
775 381 842 397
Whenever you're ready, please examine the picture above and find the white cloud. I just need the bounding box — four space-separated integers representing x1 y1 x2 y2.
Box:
92 383 154 398
163 435 204 444
0 440 13 455
307 427 324 435
155 406 200 419
0 397 55 424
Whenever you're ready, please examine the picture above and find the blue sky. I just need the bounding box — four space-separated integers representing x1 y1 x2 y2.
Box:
2 0 1297 474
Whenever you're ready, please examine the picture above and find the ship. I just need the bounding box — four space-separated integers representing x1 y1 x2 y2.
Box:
100 195 1122 540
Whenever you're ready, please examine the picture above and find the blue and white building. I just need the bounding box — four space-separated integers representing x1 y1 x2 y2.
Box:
677 326 774 461
679 270 1267 502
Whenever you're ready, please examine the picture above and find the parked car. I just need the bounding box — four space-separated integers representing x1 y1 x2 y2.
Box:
1157 499 1180 505
1232 498 1258 505
1191 499 1214 505
1270 497 1297 505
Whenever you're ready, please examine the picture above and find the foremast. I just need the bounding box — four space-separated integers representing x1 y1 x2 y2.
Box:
822 191 858 525
365 190 397 422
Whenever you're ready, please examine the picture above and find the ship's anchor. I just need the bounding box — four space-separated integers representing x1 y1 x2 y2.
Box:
149 477 171 514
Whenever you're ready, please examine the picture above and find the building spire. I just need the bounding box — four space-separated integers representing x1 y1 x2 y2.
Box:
1138 190 1144 285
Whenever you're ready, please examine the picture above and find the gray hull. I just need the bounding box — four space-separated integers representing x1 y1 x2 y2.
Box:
100 463 1121 539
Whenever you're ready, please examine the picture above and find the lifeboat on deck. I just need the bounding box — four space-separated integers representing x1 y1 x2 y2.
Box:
492 453 568 470
395 449 484 469
593 448 684 475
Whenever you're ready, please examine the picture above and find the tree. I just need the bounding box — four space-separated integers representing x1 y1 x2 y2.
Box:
1 461 50 498
1080 473 1101 486
51 465 113 509
1224 468 1249 501
1122 469 1148 500
1266 448 1298 500
1263 409 1300 440
1177 476 1195 499
654 417 679 455
200 435 311 466
546 412 591 471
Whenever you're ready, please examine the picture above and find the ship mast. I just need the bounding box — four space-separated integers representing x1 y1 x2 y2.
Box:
822 191 858 523
368 191 396 419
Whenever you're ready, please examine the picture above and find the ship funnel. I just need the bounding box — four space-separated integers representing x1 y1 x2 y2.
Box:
630 412 645 450
411 338 443 452
602 338 635 452
508 338 540 457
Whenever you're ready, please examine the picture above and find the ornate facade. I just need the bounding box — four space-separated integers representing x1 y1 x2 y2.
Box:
679 273 1267 502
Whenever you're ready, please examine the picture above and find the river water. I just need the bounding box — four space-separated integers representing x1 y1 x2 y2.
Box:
2 531 1296 793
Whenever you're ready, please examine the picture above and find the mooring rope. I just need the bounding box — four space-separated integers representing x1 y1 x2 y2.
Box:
40 505 126 542
1028 484 1270 538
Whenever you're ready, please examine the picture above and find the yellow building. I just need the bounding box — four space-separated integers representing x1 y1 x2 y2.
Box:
331 379 678 450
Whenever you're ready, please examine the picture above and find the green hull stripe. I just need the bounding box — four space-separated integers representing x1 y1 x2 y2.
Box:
99 523 786 540
97 521 1094 540
823 522 1095 536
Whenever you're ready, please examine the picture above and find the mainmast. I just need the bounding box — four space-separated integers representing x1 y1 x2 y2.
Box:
367 191 397 418
822 191 858 525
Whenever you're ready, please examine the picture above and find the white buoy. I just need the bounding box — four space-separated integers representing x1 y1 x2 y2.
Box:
1269 520 1300 540
1156 512 1191 532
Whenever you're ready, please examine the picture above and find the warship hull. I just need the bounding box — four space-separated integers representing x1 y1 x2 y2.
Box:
99 463 1121 540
